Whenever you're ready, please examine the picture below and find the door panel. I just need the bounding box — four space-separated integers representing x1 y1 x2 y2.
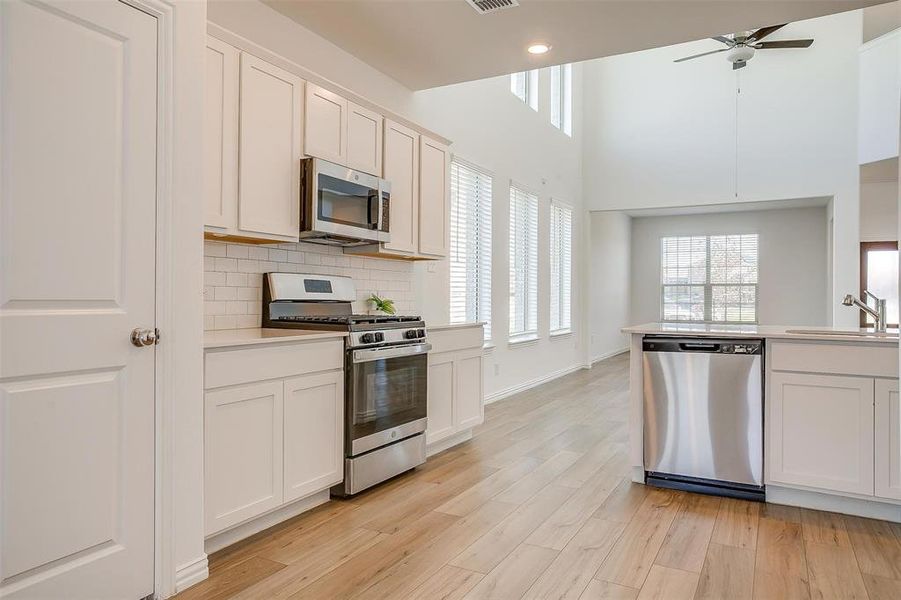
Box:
284 372 344 502
205 381 284 535
0 0 157 597
427 356 455 444
238 54 303 241
455 352 484 430
383 120 419 253
418 136 450 257
875 378 901 500
304 84 347 165
204 37 239 231
768 372 874 495
346 102 382 176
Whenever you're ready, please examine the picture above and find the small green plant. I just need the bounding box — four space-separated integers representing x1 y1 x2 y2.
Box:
368 293 396 315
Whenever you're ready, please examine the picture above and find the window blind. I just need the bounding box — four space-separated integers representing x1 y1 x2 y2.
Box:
509 185 539 337
550 202 573 333
550 64 572 136
660 234 758 323
449 159 493 340
510 70 538 111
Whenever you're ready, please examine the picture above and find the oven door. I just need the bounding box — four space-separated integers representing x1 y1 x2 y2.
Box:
347 343 430 456
306 158 390 242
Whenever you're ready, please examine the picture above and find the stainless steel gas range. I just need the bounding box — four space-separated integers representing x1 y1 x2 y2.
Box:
262 272 429 496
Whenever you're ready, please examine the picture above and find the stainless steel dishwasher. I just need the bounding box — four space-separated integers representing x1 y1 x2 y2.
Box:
642 336 764 501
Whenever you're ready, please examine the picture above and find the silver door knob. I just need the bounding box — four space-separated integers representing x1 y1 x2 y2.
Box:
131 328 159 347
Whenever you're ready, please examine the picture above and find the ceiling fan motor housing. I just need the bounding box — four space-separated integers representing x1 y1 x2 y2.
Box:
726 45 755 64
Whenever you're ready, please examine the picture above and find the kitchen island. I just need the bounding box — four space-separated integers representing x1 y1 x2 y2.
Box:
623 323 901 522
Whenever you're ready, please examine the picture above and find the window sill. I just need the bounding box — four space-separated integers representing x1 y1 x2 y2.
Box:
550 329 573 339
508 334 539 348
483 342 496 352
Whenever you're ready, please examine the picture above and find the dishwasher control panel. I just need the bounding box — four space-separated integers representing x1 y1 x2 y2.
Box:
642 337 763 355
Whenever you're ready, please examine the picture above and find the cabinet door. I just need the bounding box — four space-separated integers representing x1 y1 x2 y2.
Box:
238 53 302 241
204 37 238 232
418 136 450 257
455 350 484 430
427 353 455 444
304 84 347 165
768 372 874 495
205 381 284 535
346 101 383 176
383 120 419 254
875 378 901 500
284 371 344 503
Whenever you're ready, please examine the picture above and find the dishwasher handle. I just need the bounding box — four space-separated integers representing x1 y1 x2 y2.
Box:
678 342 720 352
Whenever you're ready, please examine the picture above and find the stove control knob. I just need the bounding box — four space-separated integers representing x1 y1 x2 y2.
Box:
374 332 385 342
404 329 418 339
418 329 426 338
360 333 375 344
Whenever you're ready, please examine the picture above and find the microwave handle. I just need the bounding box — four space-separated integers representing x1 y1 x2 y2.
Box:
376 182 385 231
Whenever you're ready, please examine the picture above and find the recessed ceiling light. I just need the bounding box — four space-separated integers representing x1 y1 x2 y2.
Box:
527 43 551 55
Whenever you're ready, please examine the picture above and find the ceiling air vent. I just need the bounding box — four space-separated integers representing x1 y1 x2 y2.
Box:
465 0 519 15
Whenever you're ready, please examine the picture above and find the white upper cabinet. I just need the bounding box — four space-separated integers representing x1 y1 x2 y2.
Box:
418 135 450 257
204 37 239 231
304 84 348 165
382 120 420 254
875 378 901 500
768 372 875 496
346 101 383 176
203 37 303 243
238 54 304 241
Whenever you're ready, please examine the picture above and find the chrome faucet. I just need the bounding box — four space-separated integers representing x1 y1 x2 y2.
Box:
842 291 887 333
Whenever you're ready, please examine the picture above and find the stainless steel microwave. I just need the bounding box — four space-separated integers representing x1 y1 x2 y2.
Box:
299 158 391 246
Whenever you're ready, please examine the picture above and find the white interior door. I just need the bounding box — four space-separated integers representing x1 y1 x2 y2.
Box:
0 1 158 598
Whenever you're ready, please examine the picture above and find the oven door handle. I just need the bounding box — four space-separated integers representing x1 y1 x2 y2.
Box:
352 343 432 363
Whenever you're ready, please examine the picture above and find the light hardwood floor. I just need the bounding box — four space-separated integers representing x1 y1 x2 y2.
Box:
177 353 901 600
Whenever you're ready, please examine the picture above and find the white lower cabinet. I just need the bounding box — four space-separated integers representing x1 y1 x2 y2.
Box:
204 339 344 536
425 326 484 448
204 380 284 534
876 378 901 500
284 371 344 503
768 372 875 495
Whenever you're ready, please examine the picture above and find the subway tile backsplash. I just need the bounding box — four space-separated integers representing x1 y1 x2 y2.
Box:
203 240 415 330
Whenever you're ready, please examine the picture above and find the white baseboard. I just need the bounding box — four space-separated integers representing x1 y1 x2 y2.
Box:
590 347 629 365
427 429 473 456
767 485 901 522
204 489 331 555
485 363 587 404
174 555 209 594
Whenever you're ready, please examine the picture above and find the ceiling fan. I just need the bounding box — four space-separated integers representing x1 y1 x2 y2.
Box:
674 24 814 70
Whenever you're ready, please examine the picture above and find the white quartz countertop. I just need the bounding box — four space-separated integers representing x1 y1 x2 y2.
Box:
427 322 485 331
204 328 347 349
622 322 900 345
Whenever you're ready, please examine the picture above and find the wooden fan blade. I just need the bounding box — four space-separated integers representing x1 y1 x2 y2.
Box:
747 24 786 42
674 48 729 63
711 36 735 46
733 60 747 70
756 39 814 49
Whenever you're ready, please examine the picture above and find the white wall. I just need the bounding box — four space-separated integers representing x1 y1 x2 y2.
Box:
206 0 587 396
859 30 900 164
861 180 901 241
629 207 830 326
588 212 632 360
582 11 862 326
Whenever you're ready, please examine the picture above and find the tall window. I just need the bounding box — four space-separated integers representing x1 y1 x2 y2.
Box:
550 64 572 136
860 241 899 327
510 70 538 111
509 185 539 338
449 159 493 340
550 202 573 333
661 234 759 323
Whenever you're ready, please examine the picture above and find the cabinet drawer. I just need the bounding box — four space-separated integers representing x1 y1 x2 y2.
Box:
205 340 343 389
770 341 898 378
429 326 483 354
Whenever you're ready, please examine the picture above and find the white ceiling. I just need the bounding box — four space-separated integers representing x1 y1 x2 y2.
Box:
261 0 888 89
